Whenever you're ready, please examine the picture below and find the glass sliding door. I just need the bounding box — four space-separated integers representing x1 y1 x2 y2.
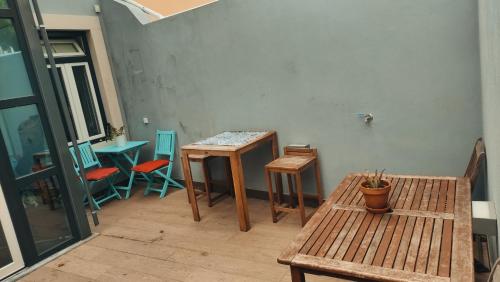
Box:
0 182 23 280
0 0 89 268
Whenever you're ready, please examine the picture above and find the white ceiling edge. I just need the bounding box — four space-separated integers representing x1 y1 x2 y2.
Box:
112 0 162 25
112 0 218 25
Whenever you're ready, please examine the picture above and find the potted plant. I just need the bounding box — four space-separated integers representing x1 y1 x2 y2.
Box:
106 125 127 147
360 169 391 213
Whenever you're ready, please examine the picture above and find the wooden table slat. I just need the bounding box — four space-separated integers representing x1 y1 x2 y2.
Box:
327 212 367 259
337 176 361 204
419 179 434 211
316 210 358 257
427 218 444 275
393 178 413 209
415 217 435 273
371 215 400 267
410 179 427 210
436 180 449 213
427 180 441 212
299 209 339 255
404 217 426 271
307 210 347 256
388 178 405 208
383 215 409 268
360 214 391 264
438 219 453 277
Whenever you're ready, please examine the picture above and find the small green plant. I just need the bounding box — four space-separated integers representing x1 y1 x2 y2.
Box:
106 124 125 141
362 169 386 188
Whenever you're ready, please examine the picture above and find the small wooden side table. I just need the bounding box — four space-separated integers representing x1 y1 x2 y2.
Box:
265 147 323 226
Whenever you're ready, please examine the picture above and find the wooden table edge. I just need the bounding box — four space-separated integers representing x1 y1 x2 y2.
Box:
94 140 150 153
291 254 451 282
450 177 474 281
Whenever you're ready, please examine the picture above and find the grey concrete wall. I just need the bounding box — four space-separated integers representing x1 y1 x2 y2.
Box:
38 0 98 15
479 0 500 243
100 0 482 195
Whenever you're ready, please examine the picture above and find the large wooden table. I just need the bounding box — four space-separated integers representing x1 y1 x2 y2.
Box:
181 131 282 232
278 173 473 282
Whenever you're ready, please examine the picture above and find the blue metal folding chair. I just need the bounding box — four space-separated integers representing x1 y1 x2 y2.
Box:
69 142 121 209
132 130 184 198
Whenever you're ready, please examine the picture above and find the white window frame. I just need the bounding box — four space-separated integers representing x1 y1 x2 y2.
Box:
49 63 106 142
0 183 24 279
42 39 85 58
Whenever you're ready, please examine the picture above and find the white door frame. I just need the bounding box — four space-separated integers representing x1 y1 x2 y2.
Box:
0 184 24 279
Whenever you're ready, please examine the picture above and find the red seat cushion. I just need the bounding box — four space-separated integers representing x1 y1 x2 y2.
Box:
132 160 169 173
86 167 119 181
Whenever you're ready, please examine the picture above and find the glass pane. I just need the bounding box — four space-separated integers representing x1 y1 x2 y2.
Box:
0 223 13 268
72 65 102 137
0 19 34 100
0 0 8 9
48 67 80 142
52 42 79 54
22 176 73 254
0 105 53 177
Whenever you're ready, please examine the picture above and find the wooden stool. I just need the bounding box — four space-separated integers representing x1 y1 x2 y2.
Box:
188 154 233 207
265 147 323 226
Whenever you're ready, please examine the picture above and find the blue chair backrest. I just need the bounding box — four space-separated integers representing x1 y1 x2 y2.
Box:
69 141 101 173
155 130 176 161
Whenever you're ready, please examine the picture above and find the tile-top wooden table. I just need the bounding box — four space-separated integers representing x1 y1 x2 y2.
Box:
181 131 282 232
278 173 473 282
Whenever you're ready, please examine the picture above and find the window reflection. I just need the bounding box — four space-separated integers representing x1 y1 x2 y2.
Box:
0 105 53 177
0 18 34 100
0 0 8 9
22 176 73 254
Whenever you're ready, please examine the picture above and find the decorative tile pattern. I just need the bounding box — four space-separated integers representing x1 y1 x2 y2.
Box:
194 131 267 146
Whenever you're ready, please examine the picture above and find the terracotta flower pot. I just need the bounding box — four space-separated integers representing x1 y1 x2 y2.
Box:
360 180 391 213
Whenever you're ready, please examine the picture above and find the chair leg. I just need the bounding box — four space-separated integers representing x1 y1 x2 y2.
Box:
125 171 136 199
108 176 122 200
295 173 306 227
159 164 174 198
287 174 295 208
144 175 154 196
168 178 184 189
314 160 324 205
110 184 122 200
266 169 278 223
91 196 101 210
202 159 213 207
159 177 170 198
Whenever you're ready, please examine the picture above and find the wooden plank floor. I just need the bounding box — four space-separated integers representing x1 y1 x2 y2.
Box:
19 185 346 282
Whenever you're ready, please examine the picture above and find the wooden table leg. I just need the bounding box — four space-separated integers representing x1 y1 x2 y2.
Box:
295 173 306 226
287 174 295 208
265 168 278 223
182 151 200 221
290 266 305 282
271 133 284 202
201 159 213 207
230 152 250 231
224 157 234 197
314 160 324 205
